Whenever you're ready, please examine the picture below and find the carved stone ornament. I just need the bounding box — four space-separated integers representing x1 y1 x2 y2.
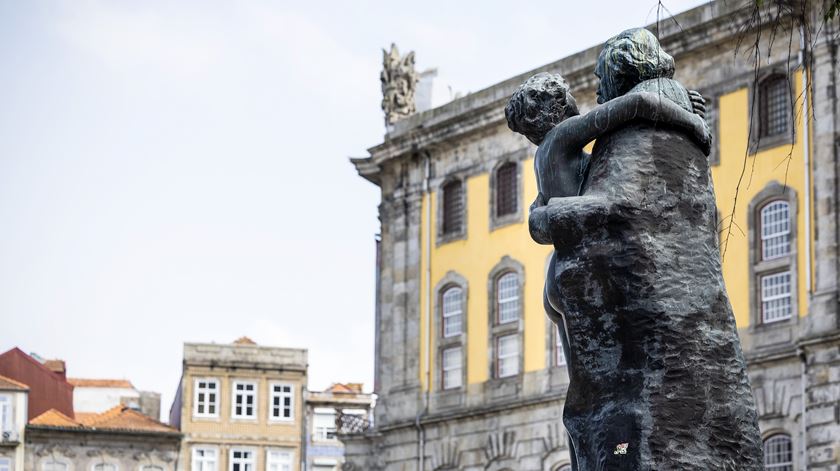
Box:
380 43 418 125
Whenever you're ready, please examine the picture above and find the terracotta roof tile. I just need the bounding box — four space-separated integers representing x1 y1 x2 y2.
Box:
43 360 66 374
30 409 81 427
68 378 134 389
328 382 363 394
0 374 29 391
30 406 177 434
233 336 256 345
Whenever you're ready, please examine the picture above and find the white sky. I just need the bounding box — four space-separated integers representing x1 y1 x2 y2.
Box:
0 0 708 420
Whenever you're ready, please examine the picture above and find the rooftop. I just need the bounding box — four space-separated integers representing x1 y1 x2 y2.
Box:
0 374 29 391
183 339 307 372
68 378 135 389
30 405 178 435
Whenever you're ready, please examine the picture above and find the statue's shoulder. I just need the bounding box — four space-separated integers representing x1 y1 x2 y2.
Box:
629 78 691 112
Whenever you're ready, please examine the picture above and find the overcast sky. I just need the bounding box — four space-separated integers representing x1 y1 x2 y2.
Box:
0 0 708 420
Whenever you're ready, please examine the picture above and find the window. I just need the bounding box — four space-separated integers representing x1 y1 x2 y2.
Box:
759 76 790 138
42 461 68 471
495 162 518 217
442 180 464 235
192 447 218 471
763 433 793 470
141 467 163 471
229 449 254 471
0 458 10 471
762 271 792 323
270 383 294 421
496 334 520 378
313 409 337 441
232 381 257 419
0 395 10 432
496 272 520 324
761 201 791 260
555 328 566 366
441 346 463 389
442 286 463 337
266 450 293 471
193 378 219 418
92 465 116 471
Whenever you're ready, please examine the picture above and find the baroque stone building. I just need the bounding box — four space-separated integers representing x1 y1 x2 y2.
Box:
347 2 840 470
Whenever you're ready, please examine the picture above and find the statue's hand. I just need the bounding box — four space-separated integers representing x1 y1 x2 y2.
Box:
691 113 713 156
688 90 706 119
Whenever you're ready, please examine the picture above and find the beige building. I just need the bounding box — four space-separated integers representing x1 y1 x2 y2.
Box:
0 375 28 471
169 338 307 471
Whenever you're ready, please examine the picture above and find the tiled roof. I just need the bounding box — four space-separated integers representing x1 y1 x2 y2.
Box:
68 378 134 389
328 383 364 394
233 336 256 345
30 406 177 434
43 359 66 374
0 374 29 391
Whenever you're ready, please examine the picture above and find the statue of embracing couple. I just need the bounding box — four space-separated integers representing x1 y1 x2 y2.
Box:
506 28 763 470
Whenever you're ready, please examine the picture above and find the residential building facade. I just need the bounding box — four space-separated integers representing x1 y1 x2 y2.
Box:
0 375 28 471
305 384 373 471
169 338 307 471
69 378 161 420
347 2 840 470
25 406 181 471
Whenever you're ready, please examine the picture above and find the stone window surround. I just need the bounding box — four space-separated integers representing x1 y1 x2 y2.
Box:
749 68 796 154
268 382 295 422
90 461 119 471
761 430 795 470
437 177 468 246
40 458 73 471
489 157 524 231
747 181 800 335
230 380 258 421
192 446 219 471
228 448 256 471
192 377 220 420
434 271 468 393
487 257 525 382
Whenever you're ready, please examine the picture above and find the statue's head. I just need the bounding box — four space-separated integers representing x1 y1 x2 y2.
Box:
505 72 579 145
595 28 675 104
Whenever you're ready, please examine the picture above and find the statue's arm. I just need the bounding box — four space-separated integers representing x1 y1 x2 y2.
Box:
529 195 612 246
558 92 712 155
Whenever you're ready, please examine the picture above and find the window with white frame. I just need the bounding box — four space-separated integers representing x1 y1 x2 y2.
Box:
496 272 520 324
313 409 337 441
231 381 257 419
92 464 117 471
0 395 11 432
193 378 219 418
442 286 463 337
192 447 218 471
761 271 792 323
229 449 254 471
266 450 293 471
141 466 163 471
555 328 566 366
763 433 793 470
0 458 10 471
42 461 68 471
441 346 463 389
761 201 791 260
496 334 520 378
270 383 294 420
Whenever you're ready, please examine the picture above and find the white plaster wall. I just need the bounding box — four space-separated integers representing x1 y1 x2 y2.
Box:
73 387 139 413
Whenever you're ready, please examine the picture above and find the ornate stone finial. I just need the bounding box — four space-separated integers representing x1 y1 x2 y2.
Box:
380 43 418 125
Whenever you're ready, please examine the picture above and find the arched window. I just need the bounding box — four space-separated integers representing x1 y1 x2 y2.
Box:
442 286 463 337
91 465 117 471
761 200 791 260
41 461 68 471
496 272 520 324
495 162 518 217
759 75 790 138
763 433 793 470
442 180 464 236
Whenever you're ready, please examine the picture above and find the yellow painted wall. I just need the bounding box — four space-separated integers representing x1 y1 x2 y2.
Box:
419 72 810 391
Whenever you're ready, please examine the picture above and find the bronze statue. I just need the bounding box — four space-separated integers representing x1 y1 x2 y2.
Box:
507 28 763 470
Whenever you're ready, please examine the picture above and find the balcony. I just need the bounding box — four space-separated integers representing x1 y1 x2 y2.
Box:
0 430 20 447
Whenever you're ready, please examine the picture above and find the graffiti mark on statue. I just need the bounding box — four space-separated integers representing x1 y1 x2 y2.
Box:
507 28 763 470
